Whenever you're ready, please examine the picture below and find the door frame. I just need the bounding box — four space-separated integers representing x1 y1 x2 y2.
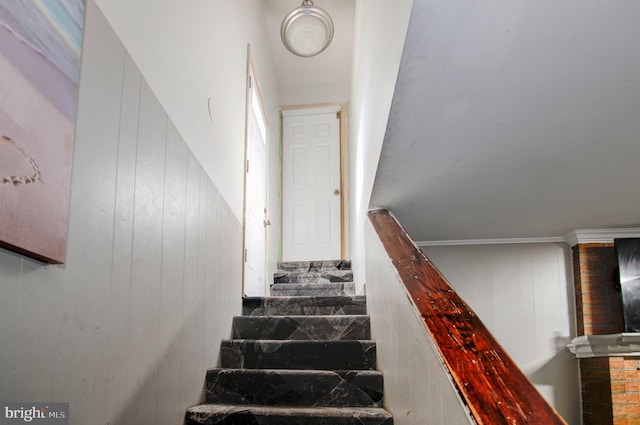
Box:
279 103 349 260
242 46 269 295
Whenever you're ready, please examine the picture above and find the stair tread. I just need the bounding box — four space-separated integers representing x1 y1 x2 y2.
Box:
271 282 356 297
274 270 354 283
235 314 369 319
277 260 352 272
246 295 365 301
224 339 376 343
271 282 354 288
186 404 392 418
243 295 366 316
275 271 353 276
206 368 382 375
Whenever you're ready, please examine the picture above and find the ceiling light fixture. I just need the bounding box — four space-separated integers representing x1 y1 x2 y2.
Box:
281 0 334 58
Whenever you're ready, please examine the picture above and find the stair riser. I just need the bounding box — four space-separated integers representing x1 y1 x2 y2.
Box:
277 260 352 272
232 316 370 340
206 369 383 407
221 340 377 370
243 296 367 316
274 271 354 283
271 283 355 297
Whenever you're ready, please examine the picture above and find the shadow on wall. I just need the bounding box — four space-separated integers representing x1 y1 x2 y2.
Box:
108 304 209 425
526 335 581 425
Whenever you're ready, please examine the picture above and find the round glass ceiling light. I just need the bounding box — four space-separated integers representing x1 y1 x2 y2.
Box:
281 0 334 57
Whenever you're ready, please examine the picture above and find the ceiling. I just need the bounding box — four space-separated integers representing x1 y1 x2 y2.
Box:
263 0 640 243
263 0 354 90
370 0 640 242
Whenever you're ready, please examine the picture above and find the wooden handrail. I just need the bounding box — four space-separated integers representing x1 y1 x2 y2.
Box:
368 209 567 425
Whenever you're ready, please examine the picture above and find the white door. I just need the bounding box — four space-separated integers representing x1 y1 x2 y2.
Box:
243 68 268 296
282 107 341 261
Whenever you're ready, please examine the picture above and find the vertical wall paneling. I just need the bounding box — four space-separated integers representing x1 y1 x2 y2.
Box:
156 120 189 423
50 0 124 417
127 79 167 423
18 260 61 403
205 181 223 373
195 168 209 397
364 220 474 425
0 249 21 399
0 2 243 423
181 151 202 402
217 192 242 343
107 51 141 423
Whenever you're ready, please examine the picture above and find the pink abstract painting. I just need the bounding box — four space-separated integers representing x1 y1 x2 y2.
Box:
0 0 85 263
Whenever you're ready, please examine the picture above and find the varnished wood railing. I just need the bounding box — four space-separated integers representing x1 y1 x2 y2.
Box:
368 209 567 425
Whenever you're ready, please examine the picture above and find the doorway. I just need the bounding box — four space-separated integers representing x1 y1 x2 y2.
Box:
281 105 345 261
243 55 268 296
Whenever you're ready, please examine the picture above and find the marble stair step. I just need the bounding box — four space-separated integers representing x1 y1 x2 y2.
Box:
186 404 393 425
220 340 377 370
206 369 384 407
271 282 355 297
232 315 370 340
243 296 367 316
277 260 352 272
274 270 354 283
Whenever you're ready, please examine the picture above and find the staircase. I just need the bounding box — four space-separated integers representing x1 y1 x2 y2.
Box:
185 260 393 424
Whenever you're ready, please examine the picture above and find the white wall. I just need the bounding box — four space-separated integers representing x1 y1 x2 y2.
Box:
278 82 351 107
0 3 242 423
349 0 413 290
93 0 282 281
420 243 581 424
365 221 474 425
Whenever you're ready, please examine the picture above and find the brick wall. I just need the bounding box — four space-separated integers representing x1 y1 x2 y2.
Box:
574 243 639 424
573 243 624 335
580 356 640 425
580 357 613 425
610 357 640 424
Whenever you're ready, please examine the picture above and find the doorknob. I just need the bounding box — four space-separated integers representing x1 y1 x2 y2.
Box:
334 189 340 196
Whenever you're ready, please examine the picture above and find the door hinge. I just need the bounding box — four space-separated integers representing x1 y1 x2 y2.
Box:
336 111 341 120
244 248 248 262
246 159 249 173
248 75 252 89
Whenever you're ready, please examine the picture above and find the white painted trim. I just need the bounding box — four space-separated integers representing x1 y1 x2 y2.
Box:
568 334 640 358
281 104 341 117
565 228 640 247
416 237 567 247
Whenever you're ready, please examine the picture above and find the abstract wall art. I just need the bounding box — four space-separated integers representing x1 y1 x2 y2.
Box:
615 238 640 332
0 0 86 263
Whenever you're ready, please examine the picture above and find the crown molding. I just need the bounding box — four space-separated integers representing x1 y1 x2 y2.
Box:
416 237 566 247
565 228 640 247
415 228 640 248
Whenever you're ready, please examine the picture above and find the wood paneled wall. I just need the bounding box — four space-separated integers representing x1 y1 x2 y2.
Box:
0 2 242 423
